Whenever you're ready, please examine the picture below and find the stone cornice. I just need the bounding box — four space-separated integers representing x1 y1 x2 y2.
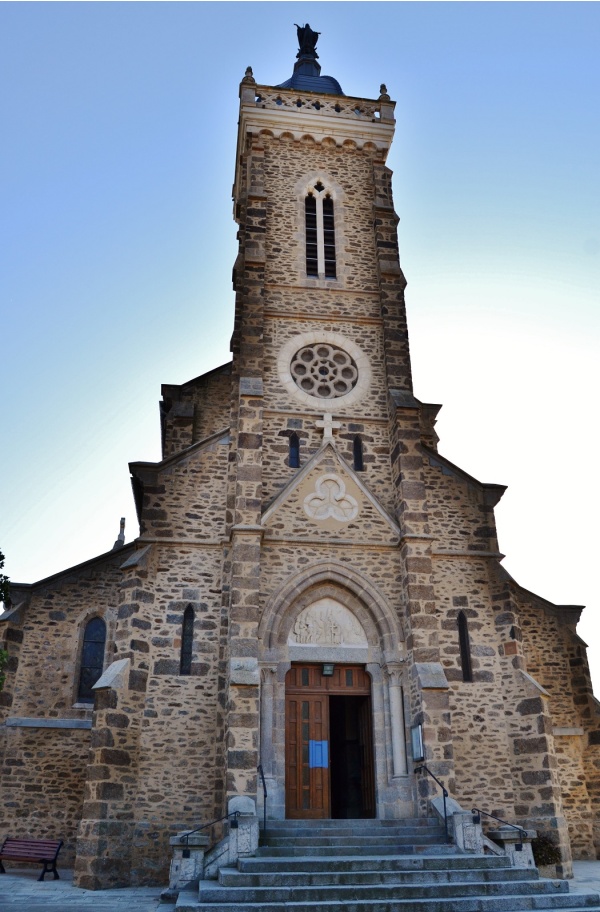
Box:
432 549 505 560
235 85 395 203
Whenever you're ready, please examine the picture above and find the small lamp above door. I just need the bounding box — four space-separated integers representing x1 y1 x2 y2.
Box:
322 663 335 677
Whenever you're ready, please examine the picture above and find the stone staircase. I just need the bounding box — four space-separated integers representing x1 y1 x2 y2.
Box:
175 817 600 911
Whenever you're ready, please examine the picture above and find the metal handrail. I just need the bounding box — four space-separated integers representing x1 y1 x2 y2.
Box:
179 811 240 846
257 764 268 833
471 807 526 851
414 765 451 843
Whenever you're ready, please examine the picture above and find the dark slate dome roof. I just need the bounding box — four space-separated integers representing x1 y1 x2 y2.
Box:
277 73 344 96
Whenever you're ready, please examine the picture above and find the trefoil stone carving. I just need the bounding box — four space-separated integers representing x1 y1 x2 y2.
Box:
303 473 359 522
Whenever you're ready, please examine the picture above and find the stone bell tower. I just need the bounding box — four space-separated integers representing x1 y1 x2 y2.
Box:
222 24 453 819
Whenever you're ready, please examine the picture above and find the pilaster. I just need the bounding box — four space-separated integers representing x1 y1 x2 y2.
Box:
390 396 455 800
225 124 267 807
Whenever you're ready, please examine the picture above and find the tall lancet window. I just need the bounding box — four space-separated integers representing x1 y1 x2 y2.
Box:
353 435 364 472
305 182 336 279
180 605 194 675
289 432 300 468
305 195 318 276
457 611 473 683
77 617 106 703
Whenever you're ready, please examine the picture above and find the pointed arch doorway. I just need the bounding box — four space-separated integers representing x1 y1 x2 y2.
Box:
285 663 375 819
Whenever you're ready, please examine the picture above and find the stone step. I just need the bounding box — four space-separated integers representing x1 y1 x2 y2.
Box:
260 833 448 847
261 817 442 829
175 817 600 912
199 878 571 904
178 894 600 912
220 866 539 887
260 820 445 839
255 843 458 857
238 854 515 874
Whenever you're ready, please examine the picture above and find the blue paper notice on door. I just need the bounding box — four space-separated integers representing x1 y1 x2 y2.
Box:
309 740 328 768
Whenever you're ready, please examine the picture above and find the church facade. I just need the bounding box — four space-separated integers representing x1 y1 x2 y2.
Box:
1 32 599 889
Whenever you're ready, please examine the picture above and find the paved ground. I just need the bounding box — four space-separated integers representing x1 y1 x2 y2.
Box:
0 861 599 911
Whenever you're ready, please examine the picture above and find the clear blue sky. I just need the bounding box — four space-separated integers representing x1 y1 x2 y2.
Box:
1 3 599 691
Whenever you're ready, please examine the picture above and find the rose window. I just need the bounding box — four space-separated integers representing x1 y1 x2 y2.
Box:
290 344 359 399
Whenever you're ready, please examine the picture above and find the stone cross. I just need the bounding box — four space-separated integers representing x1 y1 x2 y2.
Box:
315 413 341 440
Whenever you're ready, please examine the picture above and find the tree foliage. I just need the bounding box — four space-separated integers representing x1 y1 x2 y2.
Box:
0 549 9 605
0 549 9 691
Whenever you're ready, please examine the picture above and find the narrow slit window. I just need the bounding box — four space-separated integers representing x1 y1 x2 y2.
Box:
458 611 473 682
353 435 364 471
180 605 194 675
289 433 300 468
304 186 337 279
305 195 318 276
77 617 106 703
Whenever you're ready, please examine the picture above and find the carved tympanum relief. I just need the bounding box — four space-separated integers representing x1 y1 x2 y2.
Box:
288 598 368 647
303 473 359 522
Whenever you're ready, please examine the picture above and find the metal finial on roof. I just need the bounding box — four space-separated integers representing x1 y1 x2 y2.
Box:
276 25 344 96
113 517 126 550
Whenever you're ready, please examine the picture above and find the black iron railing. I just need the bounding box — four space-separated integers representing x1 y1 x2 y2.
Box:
257 763 268 833
179 811 240 847
471 807 526 851
414 765 451 843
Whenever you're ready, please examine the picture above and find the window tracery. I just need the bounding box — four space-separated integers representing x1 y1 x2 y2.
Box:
304 182 336 278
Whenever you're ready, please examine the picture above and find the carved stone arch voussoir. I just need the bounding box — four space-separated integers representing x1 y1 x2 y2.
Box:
259 561 402 655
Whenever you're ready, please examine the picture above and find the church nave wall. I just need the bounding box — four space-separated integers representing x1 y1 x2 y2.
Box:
0 726 90 867
424 456 501 554
137 435 229 542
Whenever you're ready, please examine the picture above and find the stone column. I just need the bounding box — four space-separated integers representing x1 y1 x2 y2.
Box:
259 665 277 776
385 663 408 777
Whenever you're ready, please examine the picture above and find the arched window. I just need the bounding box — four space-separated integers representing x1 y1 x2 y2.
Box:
289 433 300 468
77 617 106 703
457 611 473 683
353 435 364 472
305 183 336 279
180 605 194 675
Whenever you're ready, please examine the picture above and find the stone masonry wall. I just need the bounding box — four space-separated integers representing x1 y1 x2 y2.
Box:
0 726 90 866
262 136 381 295
519 594 597 859
139 436 229 541
434 557 517 817
161 365 231 460
0 549 128 864
263 316 389 423
424 455 501 553
262 413 395 512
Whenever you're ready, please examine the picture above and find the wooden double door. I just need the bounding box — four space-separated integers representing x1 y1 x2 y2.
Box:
285 664 375 819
